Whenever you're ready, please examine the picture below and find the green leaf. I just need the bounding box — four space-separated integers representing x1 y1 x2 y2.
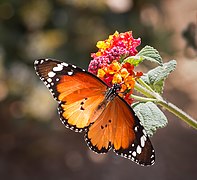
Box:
141 60 177 94
123 55 144 66
133 102 168 137
137 45 163 65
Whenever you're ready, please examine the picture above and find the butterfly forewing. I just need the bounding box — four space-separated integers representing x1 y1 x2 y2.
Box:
34 58 107 132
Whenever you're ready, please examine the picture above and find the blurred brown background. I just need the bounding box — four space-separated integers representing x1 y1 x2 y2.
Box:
0 0 197 179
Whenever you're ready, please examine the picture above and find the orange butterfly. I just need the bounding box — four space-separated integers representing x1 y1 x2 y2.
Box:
34 58 155 166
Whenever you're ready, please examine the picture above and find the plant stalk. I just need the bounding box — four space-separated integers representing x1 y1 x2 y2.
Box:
158 100 197 129
134 81 197 130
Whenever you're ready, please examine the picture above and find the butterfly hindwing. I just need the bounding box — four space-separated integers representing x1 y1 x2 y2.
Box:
85 96 155 166
34 58 107 132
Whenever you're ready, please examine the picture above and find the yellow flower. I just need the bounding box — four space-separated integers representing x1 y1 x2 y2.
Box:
95 51 102 57
112 73 122 84
108 61 121 74
97 69 106 78
108 31 119 41
125 76 135 89
96 31 119 50
120 68 129 78
96 41 104 49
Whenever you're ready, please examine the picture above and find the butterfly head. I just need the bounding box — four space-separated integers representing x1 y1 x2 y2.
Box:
105 83 121 101
113 83 122 93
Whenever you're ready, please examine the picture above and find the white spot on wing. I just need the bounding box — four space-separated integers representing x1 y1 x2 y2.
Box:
140 136 146 147
136 145 142 154
46 84 50 88
132 151 136 157
61 62 68 67
68 71 73 75
142 129 147 136
34 60 39 64
53 64 63 72
48 71 56 77
72 65 77 68
47 78 52 83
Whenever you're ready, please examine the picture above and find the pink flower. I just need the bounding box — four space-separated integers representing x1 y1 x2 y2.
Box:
88 31 141 75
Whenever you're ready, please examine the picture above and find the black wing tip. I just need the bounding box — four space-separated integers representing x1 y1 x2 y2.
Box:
34 58 48 66
34 58 63 66
34 58 53 67
34 59 49 74
34 58 84 72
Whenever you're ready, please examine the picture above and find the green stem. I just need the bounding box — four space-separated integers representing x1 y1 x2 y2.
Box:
134 82 156 99
137 78 155 92
131 94 157 102
158 100 197 129
134 81 197 130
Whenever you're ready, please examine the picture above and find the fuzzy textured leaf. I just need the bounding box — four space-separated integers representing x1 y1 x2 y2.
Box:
133 102 168 137
137 45 163 65
141 60 177 94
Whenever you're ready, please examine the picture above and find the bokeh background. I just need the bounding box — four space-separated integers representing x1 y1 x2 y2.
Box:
0 0 197 179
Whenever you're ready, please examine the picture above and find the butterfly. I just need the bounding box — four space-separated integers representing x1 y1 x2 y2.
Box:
34 58 155 166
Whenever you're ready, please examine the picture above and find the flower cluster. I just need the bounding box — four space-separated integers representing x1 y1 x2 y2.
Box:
97 61 142 104
88 31 142 105
88 31 141 74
